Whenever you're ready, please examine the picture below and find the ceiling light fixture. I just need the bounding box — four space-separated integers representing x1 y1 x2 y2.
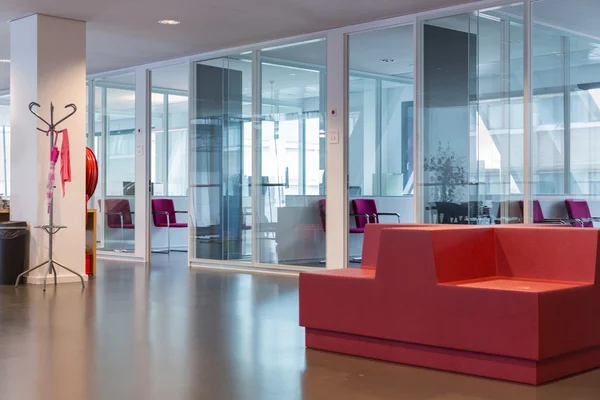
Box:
0 60 10 63
381 58 395 63
159 19 181 25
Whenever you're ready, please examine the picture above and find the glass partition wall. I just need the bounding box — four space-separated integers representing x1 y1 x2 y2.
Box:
84 0 600 268
150 64 189 253
189 40 327 267
419 4 525 225
530 0 600 223
190 55 253 262
0 94 10 198
91 73 137 253
347 25 414 265
257 39 327 268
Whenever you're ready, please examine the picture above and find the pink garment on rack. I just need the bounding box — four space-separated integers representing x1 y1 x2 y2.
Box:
60 129 71 196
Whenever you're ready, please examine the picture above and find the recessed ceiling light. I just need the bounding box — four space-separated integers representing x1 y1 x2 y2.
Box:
381 59 395 63
0 60 10 63
159 20 181 25
290 73 296 76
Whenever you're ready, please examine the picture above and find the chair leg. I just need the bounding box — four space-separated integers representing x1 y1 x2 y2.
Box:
150 226 170 254
167 227 171 254
116 226 126 253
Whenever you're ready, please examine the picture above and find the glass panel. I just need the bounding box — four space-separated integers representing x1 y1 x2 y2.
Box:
530 0 600 224
150 64 189 253
0 93 10 198
421 5 524 225
347 25 414 266
168 94 189 196
191 56 252 261
94 73 136 252
258 39 327 267
151 92 166 197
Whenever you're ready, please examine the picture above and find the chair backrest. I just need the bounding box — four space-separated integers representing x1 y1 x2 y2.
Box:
318 199 326 232
565 199 593 227
104 199 133 227
152 199 177 227
436 202 466 224
352 199 378 229
518 200 544 223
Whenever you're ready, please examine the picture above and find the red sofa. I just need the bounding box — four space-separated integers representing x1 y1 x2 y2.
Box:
299 224 600 384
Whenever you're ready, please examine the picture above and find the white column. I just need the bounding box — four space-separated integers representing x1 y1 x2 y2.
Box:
325 31 348 269
10 14 87 283
135 67 150 261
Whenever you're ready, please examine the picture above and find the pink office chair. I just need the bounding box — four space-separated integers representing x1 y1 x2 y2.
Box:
317 199 368 264
565 199 599 228
351 199 401 230
517 200 568 225
104 198 135 252
351 199 400 262
151 199 188 253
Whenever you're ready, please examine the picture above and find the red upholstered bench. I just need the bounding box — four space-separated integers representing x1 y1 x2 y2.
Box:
299 224 600 384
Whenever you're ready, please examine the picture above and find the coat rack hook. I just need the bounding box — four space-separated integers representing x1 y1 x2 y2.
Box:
29 102 52 129
54 104 77 129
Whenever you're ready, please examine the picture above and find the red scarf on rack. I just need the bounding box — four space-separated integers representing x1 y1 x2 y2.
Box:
60 129 71 196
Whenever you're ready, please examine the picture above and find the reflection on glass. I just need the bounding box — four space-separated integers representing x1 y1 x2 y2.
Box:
421 6 524 225
150 64 190 253
191 56 252 261
347 25 414 266
93 73 136 252
257 39 327 267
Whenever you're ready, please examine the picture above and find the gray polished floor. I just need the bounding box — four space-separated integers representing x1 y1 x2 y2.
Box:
1 254 600 400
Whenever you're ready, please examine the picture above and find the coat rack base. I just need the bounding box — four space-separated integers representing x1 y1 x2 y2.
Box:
15 225 85 291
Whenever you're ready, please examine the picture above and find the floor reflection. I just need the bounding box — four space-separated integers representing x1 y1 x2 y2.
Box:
0 254 598 399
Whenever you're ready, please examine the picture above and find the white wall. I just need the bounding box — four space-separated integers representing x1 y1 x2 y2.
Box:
10 15 87 283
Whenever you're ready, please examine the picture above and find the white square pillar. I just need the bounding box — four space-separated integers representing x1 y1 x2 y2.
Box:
10 14 87 284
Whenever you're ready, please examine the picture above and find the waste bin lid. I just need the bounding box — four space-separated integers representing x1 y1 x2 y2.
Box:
0 221 29 230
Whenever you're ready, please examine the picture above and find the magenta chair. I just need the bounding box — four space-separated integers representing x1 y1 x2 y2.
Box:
517 200 568 225
317 199 373 264
104 199 135 252
565 199 599 228
351 199 400 263
151 199 188 253
351 199 401 229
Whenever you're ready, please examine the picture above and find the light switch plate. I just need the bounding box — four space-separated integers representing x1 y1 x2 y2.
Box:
328 130 340 145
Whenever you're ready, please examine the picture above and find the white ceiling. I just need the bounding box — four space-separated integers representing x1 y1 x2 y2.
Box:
0 0 479 91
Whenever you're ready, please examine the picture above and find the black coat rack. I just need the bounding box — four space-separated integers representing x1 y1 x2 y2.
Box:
15 102 85 290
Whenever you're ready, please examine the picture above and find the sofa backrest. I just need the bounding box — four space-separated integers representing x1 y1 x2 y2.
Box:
430 227 496 283
361 224 440 270
373 226 496 285
494 226 599 283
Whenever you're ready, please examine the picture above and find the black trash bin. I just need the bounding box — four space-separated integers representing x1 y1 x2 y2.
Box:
0 222 30 285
